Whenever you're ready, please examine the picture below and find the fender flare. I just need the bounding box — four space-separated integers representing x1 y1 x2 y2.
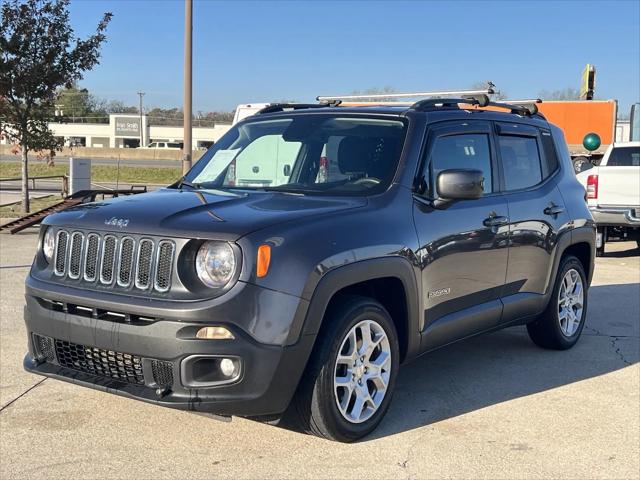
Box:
545 225 596 303
286 256 421 360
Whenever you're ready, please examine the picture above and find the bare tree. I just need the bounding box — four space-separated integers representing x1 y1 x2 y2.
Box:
538 87 581 101
349 86 397 102
0 0 111 213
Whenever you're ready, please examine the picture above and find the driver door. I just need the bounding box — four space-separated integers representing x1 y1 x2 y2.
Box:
412 120 509 351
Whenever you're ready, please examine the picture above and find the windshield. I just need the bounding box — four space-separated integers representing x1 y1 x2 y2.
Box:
182 114 407 195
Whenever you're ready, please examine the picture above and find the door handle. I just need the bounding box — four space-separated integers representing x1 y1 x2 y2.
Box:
544 204 565 216
483 215 509 227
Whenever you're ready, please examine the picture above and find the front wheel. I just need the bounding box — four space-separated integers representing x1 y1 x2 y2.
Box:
291 296 400 442
527 255 588 350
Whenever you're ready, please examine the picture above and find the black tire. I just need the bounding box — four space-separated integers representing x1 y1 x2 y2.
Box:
527 255 588 350
291 295 400 442
573 156 590 173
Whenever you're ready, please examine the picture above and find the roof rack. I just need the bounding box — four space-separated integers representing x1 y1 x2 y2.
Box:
257 103 333 114
411 96 544 118
316 83 495 103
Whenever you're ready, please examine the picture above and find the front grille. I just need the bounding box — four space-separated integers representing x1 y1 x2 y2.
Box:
117 237 135 287
135 239 154 289
54 339 145 385
51 230 175 293
54 231 69 275
84 234 100 281
155 241 174 292
100 235 117 284
68 232 84 279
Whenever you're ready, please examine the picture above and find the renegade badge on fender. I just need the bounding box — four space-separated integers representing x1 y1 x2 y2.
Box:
24 89 595 442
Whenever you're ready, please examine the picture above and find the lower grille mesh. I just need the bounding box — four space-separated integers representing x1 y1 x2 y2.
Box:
33 334 55 362
151 360 174 387
54 339 145 385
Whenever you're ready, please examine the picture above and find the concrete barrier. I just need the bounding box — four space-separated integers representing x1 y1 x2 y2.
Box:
0 145 206 162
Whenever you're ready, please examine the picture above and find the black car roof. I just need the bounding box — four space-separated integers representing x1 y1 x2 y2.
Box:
254 104 550 127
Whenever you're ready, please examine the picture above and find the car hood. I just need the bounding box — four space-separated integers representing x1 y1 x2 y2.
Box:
43 188 367 240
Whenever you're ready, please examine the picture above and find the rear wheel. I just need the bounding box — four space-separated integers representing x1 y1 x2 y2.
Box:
291 296 399 442
573 156 590 173
527 255 588 350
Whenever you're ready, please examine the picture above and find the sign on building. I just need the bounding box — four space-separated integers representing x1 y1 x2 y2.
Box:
580 64 596 100
114 117 141 136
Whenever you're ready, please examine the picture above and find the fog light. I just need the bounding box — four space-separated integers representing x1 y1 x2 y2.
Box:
220 358 236 377
196 326 234 340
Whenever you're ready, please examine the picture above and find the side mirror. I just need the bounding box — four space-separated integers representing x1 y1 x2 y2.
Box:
283 164 291 176
435 169 484 207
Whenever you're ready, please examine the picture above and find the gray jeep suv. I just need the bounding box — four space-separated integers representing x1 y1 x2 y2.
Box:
23 95 595 442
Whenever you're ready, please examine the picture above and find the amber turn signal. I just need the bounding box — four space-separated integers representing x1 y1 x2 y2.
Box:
195 326 235 340
257 244 271 278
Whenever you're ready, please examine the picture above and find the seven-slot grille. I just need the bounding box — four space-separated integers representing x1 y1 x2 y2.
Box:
53 230 175 292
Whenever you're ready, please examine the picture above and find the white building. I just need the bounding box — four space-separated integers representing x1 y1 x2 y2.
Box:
0 114 231 149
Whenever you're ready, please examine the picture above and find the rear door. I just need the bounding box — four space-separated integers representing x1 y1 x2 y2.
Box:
495 123 569 322
413 120 509 351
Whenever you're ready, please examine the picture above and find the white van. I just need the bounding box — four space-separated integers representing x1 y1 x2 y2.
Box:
232 103 270 125
139 141 182 150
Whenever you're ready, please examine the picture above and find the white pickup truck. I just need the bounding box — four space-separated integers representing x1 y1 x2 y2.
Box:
576 141 640 255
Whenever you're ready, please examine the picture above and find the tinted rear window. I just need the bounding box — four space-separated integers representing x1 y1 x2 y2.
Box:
498 136 542 191
608 147 640 166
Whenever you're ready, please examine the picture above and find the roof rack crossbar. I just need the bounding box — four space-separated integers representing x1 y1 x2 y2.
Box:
410 94 490 112
488 99 542 116
316 85 495 103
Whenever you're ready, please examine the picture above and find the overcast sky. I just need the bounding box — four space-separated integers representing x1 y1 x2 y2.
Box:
70 0 640 114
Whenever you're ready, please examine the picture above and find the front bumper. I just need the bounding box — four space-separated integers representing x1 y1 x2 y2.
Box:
589 206 640 227
23 280 314 417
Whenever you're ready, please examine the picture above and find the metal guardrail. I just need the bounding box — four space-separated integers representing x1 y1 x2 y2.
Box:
0 174 68 196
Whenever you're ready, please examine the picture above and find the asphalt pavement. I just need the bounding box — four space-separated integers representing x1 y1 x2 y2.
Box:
0 231 638 479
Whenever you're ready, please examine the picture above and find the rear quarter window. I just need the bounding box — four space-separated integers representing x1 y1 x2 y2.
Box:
540 130 560 175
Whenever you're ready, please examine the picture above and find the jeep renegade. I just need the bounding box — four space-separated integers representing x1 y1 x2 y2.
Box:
23 94 595 442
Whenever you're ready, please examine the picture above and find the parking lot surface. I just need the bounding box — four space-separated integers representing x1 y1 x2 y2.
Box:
1 230 638 479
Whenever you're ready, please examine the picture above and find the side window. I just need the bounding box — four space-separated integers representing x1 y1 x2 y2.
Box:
607 147 640 166
429 134 492 193
540 130 560 175
498 135 542 191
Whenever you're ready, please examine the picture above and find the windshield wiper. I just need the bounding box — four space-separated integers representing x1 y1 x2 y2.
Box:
261 186 319 194
176 176 199 190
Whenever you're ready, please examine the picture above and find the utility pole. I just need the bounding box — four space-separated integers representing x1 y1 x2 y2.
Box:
183 0 193 174
137 91 145 147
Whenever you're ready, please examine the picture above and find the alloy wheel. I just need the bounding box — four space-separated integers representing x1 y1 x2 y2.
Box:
558 268 584 337
333 319 391 424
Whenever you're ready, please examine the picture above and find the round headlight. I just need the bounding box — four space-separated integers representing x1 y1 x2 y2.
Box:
195 241 237 288
42 228 55 263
